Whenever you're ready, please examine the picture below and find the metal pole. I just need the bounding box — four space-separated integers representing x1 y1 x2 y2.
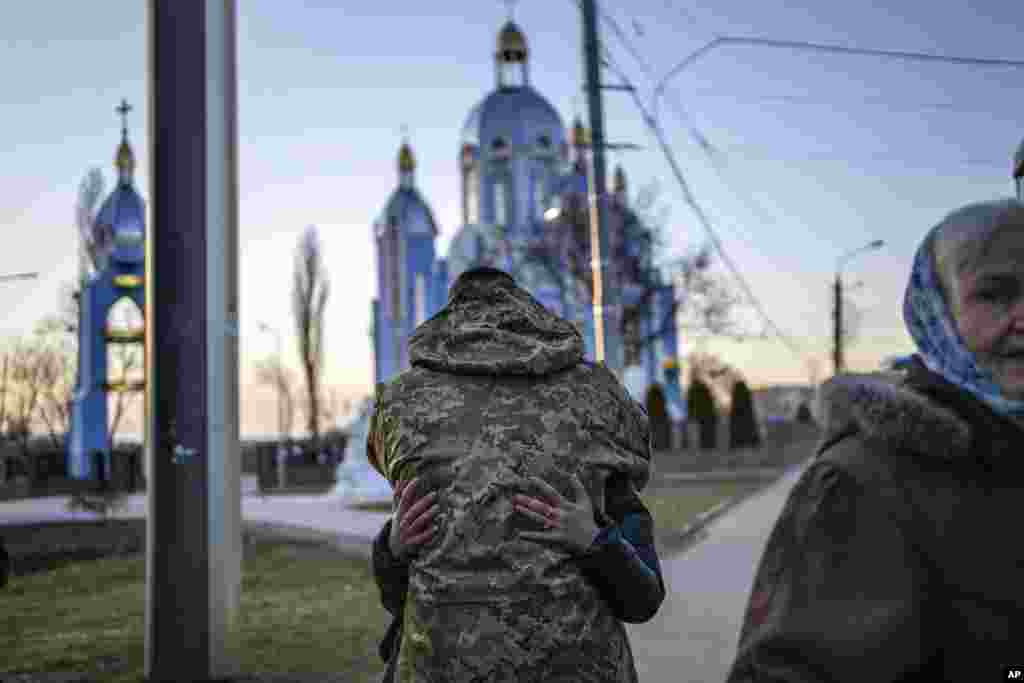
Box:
833 240 884 376
274 331 283 441
833 274 843 375
581 0 623 377
145 2 241 680
259 323 285 442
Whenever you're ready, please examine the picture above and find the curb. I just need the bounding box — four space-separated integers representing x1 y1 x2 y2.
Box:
666 463 802 555
242 521 375 560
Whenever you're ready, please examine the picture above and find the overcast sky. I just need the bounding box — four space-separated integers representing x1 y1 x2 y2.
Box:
3 1 1022 436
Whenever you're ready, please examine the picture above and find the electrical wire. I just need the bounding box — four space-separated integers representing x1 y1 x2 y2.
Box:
602 52 810 359
593 4 787 245
576 1 808 359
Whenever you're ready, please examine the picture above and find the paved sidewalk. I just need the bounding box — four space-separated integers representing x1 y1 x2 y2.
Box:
626 462 808 683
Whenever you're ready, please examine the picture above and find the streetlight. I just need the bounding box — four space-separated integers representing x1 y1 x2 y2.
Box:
0 272 38 283
834 240 884 374
257 321 284 441
258 321 288 492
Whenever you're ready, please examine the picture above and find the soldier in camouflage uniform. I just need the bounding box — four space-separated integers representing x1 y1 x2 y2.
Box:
367 266 665 683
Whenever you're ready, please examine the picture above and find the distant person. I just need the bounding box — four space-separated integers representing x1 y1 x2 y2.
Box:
728 199 1024 681
367 266 664 682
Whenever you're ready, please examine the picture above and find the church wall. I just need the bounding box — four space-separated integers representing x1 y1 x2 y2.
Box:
431 259 449 317
642 300 657 389
405 235 436 335
372 298 382 387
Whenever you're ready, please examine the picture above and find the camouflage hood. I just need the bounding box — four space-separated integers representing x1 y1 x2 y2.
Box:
367 268 651 682
408 267 584 377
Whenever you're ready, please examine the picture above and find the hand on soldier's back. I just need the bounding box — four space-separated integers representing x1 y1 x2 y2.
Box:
389 477 439 561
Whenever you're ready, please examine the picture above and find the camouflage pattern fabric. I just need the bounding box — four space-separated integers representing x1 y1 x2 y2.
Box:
368 267 651 683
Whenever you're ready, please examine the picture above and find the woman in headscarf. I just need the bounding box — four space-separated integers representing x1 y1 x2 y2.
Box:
727 198 1024 681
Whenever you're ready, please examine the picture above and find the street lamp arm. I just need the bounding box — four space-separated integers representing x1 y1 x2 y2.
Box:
837 240 885 274
0 272 39 283
654 35 1024 120
653 38 723 104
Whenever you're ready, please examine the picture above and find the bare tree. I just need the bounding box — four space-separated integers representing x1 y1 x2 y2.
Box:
32 318 76 450
0 348 11 441
319 385 344 431
76 167 106 283
670 243 742 342
688 350 745 411
292 225 330 444
6 340 46 460
254 356 296 441
488 180 741 366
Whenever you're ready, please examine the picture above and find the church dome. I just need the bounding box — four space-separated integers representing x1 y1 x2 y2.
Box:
379 188 438 238
93 182 145 267
460 87 566 160
376 140 437 238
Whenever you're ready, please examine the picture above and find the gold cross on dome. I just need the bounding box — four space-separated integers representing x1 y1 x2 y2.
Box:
116 99 133 133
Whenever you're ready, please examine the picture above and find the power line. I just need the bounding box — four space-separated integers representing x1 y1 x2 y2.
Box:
601 53 809 361
592 5 787 238
682 90 1024 117
655 35 1024 108
709 144 1009 171
584 3 807 360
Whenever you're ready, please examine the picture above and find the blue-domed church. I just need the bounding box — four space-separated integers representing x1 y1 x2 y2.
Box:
371 19 686 428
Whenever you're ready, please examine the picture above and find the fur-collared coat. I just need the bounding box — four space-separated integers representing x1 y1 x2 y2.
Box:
727 355 1024 681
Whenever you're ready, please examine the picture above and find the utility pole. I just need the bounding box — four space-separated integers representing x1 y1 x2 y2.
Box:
145 2 241 680
581 0 623 379
1013 136 1024 200
832 274 843 375
833 240 884 377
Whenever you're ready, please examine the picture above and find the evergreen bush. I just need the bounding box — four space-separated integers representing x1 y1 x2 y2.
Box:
687 379 718 451
728 380 761 450
645 385 671 451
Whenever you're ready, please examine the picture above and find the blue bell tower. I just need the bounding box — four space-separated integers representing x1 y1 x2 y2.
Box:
67 100 147 480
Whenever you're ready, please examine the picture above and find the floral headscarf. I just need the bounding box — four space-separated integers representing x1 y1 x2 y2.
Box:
903 222 1024 419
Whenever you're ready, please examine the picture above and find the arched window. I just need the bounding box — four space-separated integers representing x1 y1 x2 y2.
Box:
494 180 508 226
414 273 427 326
532 173 546 221
466 166 480 225
105 296 145 439
491 137 509 159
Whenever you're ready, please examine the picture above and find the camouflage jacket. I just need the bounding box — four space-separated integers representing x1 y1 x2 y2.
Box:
727 355 1024 682
367 268 655 683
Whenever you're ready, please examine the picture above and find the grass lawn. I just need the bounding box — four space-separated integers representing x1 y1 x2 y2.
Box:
1 479 764 681
641 480 763 550
2 540 391 683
